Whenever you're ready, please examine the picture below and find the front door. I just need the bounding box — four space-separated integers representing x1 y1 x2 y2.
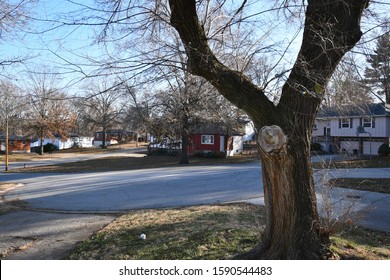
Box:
220 136 225 152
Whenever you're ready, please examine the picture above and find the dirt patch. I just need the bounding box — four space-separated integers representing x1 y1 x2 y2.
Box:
0 183 24 215
0 236 39 259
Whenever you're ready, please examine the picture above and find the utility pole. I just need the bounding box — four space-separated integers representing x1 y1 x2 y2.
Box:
5 114 9 171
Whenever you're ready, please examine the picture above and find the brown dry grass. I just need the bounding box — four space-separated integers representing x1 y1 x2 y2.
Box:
329 178 390 195
11 153 260 173
67 204 390 260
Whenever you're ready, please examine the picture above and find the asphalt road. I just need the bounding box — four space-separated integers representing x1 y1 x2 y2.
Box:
1 151 390 259
1 164 263 212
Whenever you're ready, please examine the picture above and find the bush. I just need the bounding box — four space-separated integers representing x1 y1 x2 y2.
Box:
193 151 225 158
147 147 180 156
44 143 58 153
378 143 390 156
311 142 323 152
31 143 58 154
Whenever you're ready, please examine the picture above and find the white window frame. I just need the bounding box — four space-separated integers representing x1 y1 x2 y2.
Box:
363 117 373 128
341 118 350 128
201 135 214 145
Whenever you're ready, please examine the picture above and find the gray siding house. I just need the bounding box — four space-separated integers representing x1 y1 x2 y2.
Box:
313 103 390 155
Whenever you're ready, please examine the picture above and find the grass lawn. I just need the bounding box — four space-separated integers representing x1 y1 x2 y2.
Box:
67 204 390 260
10 153 260 173
311 155 390 169
329 178 390 194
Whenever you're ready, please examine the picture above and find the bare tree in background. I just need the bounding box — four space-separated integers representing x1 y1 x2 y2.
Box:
325 54 373 108
0 80 25 134
121 87 154 145
79 78 127 148
26 71 76 155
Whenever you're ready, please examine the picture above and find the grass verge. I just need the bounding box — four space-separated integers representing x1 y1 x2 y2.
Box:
12 154 260 173
329 178 390 195
312 155 390 169
67 204 390 260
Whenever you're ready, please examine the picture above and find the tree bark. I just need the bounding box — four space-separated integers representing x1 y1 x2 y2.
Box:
169 0 369 259
39 131 44 156
180 134 189 164
102 126 107 149
179 115 190 164
237 125 328 259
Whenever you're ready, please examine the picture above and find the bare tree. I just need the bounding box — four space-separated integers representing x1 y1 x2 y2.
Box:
121 88 154 145
79 78 127 148
0 80 25 134
326 54 373 107
26 71 76 155
0 0 35 69
0 79 26 170
167 0 370 259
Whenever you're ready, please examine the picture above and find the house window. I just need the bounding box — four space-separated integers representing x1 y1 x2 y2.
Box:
201 135 214 145
363 117 375 128
313 123 318 130
341 118 351 128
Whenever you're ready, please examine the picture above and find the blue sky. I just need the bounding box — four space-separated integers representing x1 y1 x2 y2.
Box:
1 0 389 97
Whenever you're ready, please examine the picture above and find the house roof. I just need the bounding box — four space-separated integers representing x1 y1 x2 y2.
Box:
94 129 134 135
318 103 390 118
189 122 245 136
0 133 30 141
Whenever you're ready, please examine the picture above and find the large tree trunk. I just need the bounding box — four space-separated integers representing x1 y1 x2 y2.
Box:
102 126 107 149
179 116 190 164
39 131 44 156
238 125 328 259
169 0 369 259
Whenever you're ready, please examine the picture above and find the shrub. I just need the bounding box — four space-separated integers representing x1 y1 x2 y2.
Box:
378 143 390 156
193 151 225 158
44 143 58 153
311 142 322 152
147 147 180 156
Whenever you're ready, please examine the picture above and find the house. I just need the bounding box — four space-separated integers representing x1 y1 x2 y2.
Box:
30 133 94 150
188 121 252 156
72 134 94 148
93 129 135 147
0 134 31 153
313 103 390 155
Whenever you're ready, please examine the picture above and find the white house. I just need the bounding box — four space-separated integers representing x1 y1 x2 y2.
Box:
30 134 94 150
313 103 390 155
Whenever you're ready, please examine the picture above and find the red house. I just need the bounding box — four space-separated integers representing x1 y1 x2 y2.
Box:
0 134 31 153
188 123 244 155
